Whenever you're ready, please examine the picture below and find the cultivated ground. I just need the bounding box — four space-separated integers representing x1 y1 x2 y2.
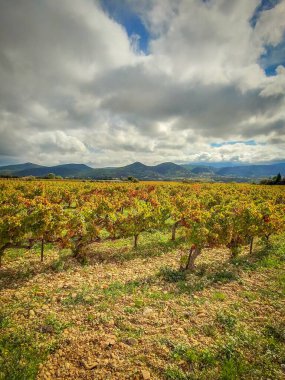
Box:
0 232 284 380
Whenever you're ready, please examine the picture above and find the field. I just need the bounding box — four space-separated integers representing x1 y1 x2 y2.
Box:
0 180 285 379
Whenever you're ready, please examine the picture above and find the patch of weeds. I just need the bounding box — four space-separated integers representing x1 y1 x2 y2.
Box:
159 266 186 283
177 277 208 294
186 326 198 337
196 264 207 277
116 321 144 339
258 287 281 300
77 255 90 266
96 301 110 312
102 282 126 298
209 270 238 284
133 298 145 308
164 366 190 380
103 280 144 299
259 255 282 269
241 291 257 301
159 337 175 349
62 287 94 306
216 311 237 331
212 291 226 301
5 247 27 260
274 272 285 294
172 344 216 370
217 339 239 361
147 291 173 301
220 357 249 380
50 257 66 272
201 323 217 338
255 236 285 269
0 311 10 328
0 328 48 380
86 313 96 322
231 256 256 271
124 306 137 314
264 322 285 343
40 314 70 335
192 296 207 305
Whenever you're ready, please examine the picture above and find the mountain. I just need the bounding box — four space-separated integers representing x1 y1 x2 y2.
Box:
0 162 44 175
149 162 191 177
0 163 93 178
182 162 243 169
114 162 158 178
191 166 216 175
91 162 192 179
0 161 192 179
17 164 94 178
217 163 285 178
1 161 284 180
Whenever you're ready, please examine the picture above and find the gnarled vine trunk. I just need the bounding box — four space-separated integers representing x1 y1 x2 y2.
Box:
185 246 202 271
249 237 254 255
171 221 180 241
72 239 84 258
227 239 241 259
134 234 139 248
41 239 44 262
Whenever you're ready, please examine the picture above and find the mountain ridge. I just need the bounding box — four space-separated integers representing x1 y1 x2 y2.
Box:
0 161 284 180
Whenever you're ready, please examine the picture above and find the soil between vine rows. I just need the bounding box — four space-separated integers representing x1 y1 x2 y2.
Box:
0 232 284 380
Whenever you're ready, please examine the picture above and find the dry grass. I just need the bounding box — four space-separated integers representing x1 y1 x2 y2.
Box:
1 233 284 379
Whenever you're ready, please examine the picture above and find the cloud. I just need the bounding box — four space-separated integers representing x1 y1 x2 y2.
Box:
0 0 285 166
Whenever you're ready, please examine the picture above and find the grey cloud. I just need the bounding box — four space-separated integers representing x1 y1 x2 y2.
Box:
92 65 284 139
0 0 285 166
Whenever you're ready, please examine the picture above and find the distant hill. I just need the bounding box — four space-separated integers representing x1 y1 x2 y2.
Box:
91 162 192 179
182 162 243 169
191 166 216 175
0 162 44 175
1 161 284 180
217 163 285 178
15 164 93 178
149 162 191 177
0 161 192 179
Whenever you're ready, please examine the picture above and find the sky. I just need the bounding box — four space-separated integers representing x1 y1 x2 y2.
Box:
0 0 285 167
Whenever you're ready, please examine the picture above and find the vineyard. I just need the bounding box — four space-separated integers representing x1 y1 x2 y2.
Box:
0 180 284 268
0 180 285 379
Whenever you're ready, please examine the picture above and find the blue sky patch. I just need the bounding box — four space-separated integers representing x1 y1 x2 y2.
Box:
250 0 285 76
211 140 257 148
100 0 150 54
250 0 281 27
259 36 285 76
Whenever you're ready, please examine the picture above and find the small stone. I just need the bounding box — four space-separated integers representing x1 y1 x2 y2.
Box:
122 337 137 346
104 335 117 346
143 307 153 316
29 310 35 317
35 291 45 297
39 325 54 334
82 360 98 370
141 369 151 379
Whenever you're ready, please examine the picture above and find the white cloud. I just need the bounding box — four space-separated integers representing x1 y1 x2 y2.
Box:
260 65 285 96
254 0 285 46
0 0 284 166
